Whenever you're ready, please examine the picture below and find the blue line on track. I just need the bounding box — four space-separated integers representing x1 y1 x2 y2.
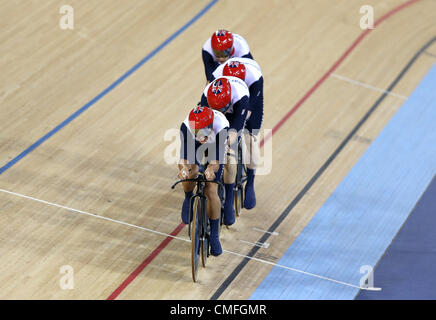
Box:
0 0 218 175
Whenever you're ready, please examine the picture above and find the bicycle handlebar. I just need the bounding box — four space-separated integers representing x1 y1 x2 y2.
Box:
171 173 224 189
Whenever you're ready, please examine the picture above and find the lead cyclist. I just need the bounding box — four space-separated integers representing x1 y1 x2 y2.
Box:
178 105 229 256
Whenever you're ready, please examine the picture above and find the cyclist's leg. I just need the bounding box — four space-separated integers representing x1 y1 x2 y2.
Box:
178 160 199 224
204 163 224 219
243 130 259 209
223 133 238 225
204 164 224 256
244 78 264 209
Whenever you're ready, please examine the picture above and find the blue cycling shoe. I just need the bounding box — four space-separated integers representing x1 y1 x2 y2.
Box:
224 204 235 226
244 183 256 209
244 169 256 209
209 219 222 256
224 183 235 226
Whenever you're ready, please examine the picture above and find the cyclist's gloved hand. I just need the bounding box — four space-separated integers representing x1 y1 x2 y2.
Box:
178 167 190 180
205 167 216 181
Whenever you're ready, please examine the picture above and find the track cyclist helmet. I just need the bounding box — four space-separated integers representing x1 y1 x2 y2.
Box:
211 30 234 59
188 106 214 141
223 61 246 81
207 78 232 113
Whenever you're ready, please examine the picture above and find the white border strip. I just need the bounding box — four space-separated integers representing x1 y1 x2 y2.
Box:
0 187 189 242
252 227 279 236
331 73 408 100
239 239 270 249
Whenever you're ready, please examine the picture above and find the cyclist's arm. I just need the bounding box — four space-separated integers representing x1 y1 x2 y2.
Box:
202 49 219 82
215 127 229 164
200 93 208 107
242 52 254 60
179 122 197 169
230 96 249 132
226 96 248 147
248 76 263 112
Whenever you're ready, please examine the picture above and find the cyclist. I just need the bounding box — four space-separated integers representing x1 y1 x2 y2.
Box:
200 76 250 226
210 58 263 209
178 105 229 256
202 29 253 83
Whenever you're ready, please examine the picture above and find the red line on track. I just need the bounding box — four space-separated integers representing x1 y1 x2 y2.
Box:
107 0 421 300
107 222 185 300
260 0 420 148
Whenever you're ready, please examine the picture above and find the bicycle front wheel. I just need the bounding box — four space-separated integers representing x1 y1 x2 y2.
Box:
191 196 201 282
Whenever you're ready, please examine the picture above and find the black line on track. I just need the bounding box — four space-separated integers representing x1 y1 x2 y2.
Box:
211 35 436 300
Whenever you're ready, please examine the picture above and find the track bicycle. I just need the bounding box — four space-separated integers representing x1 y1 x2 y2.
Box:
171 170 225 282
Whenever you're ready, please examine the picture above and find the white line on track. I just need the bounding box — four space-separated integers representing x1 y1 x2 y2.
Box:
0 187 190 243
239 239 270 248
330 73 408 100
223 249 381 291
252 227 279 236
0 187 381 291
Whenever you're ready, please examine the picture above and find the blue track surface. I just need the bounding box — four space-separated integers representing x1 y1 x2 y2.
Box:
356 175 436 300
250 61 436 299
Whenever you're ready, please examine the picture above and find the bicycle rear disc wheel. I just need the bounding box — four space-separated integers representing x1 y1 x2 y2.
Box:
191 197 201 282
218 183 225 232
239 177 245 210
234 141 245 216
200 198 209 268
234 163 244 217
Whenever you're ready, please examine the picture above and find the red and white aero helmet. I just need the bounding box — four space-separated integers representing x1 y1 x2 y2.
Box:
207 78 232 113
211 30 234 57
188 106 214 131
189 106 214 141
223 61 246 81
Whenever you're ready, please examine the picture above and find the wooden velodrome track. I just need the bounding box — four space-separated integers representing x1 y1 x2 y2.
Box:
0 0 435 300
